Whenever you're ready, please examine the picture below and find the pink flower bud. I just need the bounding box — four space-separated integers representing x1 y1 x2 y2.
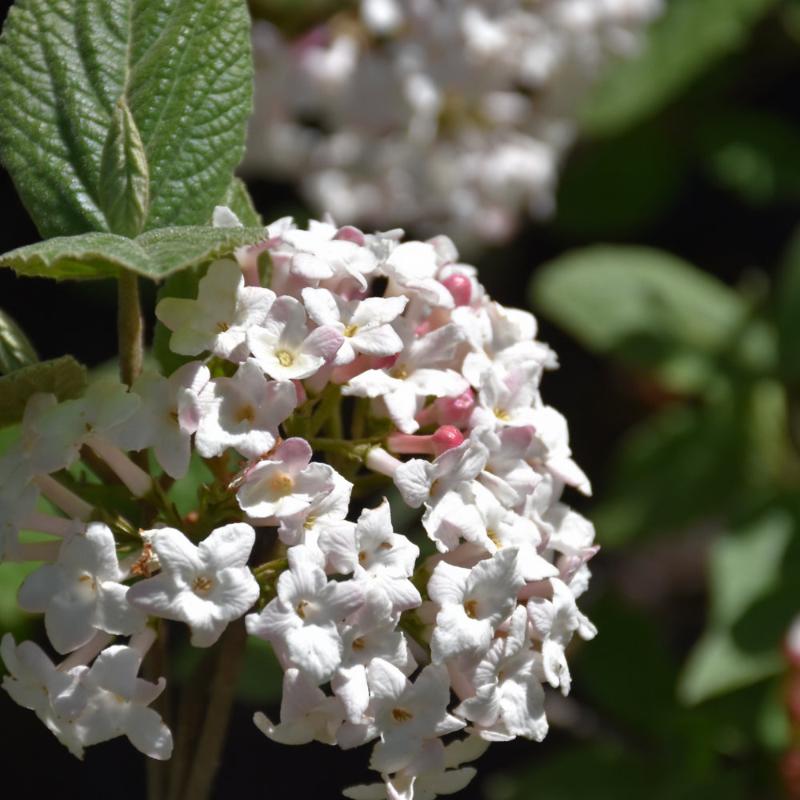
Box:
442 273 472 306
434 389 475 426
431 425 464 455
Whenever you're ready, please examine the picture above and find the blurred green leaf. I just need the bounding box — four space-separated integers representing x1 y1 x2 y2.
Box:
776 227 800 383
249 0 353 35
0 0 254 238
595 398 747 546
0 562 37 641
555 124 686 237
531 246 747 392
168 452 213 518
0 355 87 428
237 637 284 705
575 597 677 733
699 110 800 205
0 309 38 375
582 0 775 135
679 509 793 704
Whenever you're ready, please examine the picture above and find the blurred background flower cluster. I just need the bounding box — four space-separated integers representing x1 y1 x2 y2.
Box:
3 0 800 797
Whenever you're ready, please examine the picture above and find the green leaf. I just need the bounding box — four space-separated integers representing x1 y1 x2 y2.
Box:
136 226 267 279
0 562 37 639
219 178 263 227
0 355 87 427
0 232 150 280
98 98 150 238
679 510 793 704
0 226 268 281
0 0 254 238
0 309 38 375
594 399 747 547
776 227 800 384
555 124 686 238
698 110 800 206
530 246 748 391
582 0 776 135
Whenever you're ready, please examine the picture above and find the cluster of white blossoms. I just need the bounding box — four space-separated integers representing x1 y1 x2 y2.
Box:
244 0 662 246
1 208 597 798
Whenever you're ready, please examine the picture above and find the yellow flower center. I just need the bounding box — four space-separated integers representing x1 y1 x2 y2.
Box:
192 576 214 595
269 472 295 495
276 350 294 367
343 323 359 338
392 707 414 723
464 599 479 619
235 404 256 424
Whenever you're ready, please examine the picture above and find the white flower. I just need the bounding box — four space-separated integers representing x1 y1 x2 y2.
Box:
18 522 146 654
78 645 172 760
254 667 344 745
126 524 259 647
428 548 524 663
282 225 378 290
394 437 488 551
195 359 297 459
344 735 488 800
343 322 468 434
156 259 275 360
527 406 592 495
302 287 406 365
236 437 336 520
334 592 417 723
381 242 453 308
1 634 88 757
455 606 548 742
324 499 421 613
247 295 343 380
367 659 465 774
278 469 354 549
246 545 364 684
119 361 210 479
527 579 597 695
470 364 541 430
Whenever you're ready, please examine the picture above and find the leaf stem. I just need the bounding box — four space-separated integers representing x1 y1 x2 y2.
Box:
118 269 144 386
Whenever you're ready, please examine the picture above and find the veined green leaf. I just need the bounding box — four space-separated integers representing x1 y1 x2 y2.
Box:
0 309 38 375
99 98 150 238
0 355 87 427
582 0 776 135
0 226 268 281
0 0 254 238
219 178 264 228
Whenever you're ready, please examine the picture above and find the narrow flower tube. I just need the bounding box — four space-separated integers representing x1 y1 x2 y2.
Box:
58 631 114 671
33 475 92 521
89 437 153 497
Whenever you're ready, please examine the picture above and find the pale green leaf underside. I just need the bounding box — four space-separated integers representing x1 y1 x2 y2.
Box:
0 355 87 427
0 309 39 375
678 510 793 704
0 226 269 280
530 246 745 356
0 0 253 238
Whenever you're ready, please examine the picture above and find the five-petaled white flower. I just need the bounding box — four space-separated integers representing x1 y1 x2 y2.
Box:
156 259 276 360
127 524 259 647
248 295 343 380
18 522 146 654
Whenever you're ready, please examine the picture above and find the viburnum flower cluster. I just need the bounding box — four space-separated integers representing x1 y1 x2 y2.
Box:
244 0 662 246
1 207 597 798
